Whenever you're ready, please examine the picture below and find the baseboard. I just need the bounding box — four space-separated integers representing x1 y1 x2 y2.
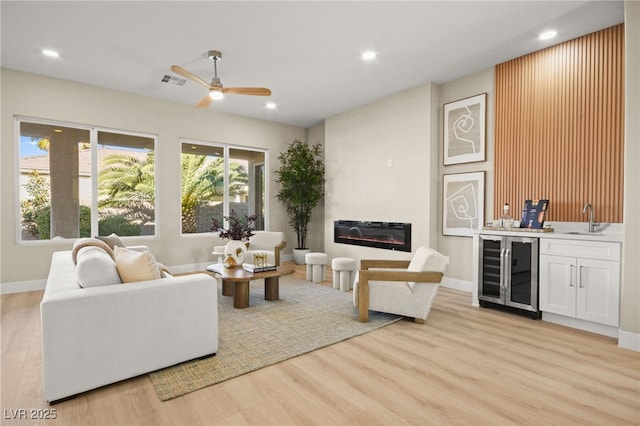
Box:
1 279 46 295
541 312 618 338
440 277 472 293
618 329 640 352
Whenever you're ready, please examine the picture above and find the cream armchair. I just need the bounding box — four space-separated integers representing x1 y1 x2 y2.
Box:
354 247 449 323
246 231 287 266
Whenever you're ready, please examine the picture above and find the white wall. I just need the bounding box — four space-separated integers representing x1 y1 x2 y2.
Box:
1 69 305 286
323 84 438 262
437 68 495 283
304 122 326 253
621 0 640 339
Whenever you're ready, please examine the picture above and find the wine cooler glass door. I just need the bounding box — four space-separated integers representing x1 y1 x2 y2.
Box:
479 236 504 304
506 237 539 312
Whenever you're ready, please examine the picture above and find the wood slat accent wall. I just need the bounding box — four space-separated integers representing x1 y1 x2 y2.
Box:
495 24 624 223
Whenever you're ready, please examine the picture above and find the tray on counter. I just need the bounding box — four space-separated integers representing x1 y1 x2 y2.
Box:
482 226 554 233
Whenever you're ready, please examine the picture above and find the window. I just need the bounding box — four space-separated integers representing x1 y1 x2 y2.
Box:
18 118 156 241
181 141 266 234
97 131 156 236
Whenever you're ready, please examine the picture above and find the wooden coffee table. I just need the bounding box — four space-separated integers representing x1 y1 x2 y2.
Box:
206 263 294 309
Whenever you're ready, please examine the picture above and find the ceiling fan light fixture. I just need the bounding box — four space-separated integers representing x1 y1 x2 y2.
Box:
209 90 224 100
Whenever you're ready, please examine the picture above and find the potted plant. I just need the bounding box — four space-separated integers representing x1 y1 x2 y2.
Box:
211 210 259 267
274 139 325 264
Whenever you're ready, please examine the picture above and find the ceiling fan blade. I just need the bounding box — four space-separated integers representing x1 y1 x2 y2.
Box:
195 94 213 108
171 65 211 89
223 87 272 96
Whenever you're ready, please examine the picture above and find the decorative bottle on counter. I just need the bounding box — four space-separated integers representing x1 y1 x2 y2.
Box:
501 203 512 228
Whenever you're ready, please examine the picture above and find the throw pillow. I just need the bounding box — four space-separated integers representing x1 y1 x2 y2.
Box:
96 233 126 249
156 262 173 278
114 246 162 283
76 246 122 288
72 238 114 264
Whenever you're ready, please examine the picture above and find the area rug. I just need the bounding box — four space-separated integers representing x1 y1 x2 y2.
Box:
149 275 401 401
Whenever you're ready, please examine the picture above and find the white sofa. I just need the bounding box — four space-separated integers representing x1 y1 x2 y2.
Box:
41 249 218 403
246 231 287 266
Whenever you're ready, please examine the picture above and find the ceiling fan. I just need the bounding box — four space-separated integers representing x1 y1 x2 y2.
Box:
171 50 271 108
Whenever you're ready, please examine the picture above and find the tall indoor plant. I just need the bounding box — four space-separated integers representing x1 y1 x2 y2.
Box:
275 139 325 264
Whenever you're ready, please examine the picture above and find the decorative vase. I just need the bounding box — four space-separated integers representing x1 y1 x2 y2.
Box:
224 240 247 268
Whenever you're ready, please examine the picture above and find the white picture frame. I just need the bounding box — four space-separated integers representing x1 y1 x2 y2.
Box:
443 93 486 165
443 172 485 237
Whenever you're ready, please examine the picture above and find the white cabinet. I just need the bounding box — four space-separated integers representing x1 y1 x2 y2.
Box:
539 239 620 327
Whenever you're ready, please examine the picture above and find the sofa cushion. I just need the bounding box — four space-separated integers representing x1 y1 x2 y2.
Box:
96 233 126 249
76 246 122 288
114 246 162 283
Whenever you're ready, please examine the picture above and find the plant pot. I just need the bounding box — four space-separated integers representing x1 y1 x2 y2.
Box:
224 240 247 268
292 248 310 265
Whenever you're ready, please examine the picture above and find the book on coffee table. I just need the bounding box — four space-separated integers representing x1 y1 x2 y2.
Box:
242 263 277 273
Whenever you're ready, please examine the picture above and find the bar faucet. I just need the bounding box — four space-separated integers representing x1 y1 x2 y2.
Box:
582 203 596 232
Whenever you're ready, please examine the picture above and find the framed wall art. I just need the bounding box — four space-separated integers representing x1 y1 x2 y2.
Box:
443 172 484 237
443 93 486 165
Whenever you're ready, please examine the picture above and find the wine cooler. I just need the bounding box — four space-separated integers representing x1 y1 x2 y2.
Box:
478 234 540 318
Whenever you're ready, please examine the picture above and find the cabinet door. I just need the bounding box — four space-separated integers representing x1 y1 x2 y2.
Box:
539 255 576 317
576 259 620 326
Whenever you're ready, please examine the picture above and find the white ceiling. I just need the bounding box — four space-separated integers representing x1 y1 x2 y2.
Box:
1 1 624 128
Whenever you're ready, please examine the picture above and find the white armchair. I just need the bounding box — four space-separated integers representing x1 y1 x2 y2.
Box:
354 247 449 323
246 231 287 266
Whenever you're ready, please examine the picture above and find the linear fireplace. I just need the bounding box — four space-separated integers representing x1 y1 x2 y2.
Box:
334 220 411 252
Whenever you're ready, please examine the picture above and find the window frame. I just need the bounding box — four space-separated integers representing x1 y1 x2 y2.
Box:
179 138 269 235
15 116 159 244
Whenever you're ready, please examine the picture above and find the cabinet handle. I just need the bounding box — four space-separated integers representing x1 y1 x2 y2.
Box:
579 265 584 288
569 264 575 287
503 248 511 291
500 248 506 290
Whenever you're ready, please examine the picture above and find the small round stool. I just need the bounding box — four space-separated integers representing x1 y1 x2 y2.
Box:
305 252 328 283
332 257 357 291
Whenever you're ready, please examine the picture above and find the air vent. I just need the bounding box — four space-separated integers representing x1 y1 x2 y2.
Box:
161 75 187 86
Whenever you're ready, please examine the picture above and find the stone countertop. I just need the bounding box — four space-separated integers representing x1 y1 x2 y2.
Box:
478 222 623 243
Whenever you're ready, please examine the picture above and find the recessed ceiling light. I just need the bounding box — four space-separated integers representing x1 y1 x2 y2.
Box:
361 50 377 61
266 102 277 110
539 30 557 40
42 49 59 58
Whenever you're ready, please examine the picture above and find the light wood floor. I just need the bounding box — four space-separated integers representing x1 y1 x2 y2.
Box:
2 262 639 425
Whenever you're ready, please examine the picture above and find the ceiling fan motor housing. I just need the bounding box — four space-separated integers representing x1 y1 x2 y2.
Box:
210 77 223 89
208 50 222 61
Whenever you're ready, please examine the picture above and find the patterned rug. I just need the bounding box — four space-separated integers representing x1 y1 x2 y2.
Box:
149 275 401 401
